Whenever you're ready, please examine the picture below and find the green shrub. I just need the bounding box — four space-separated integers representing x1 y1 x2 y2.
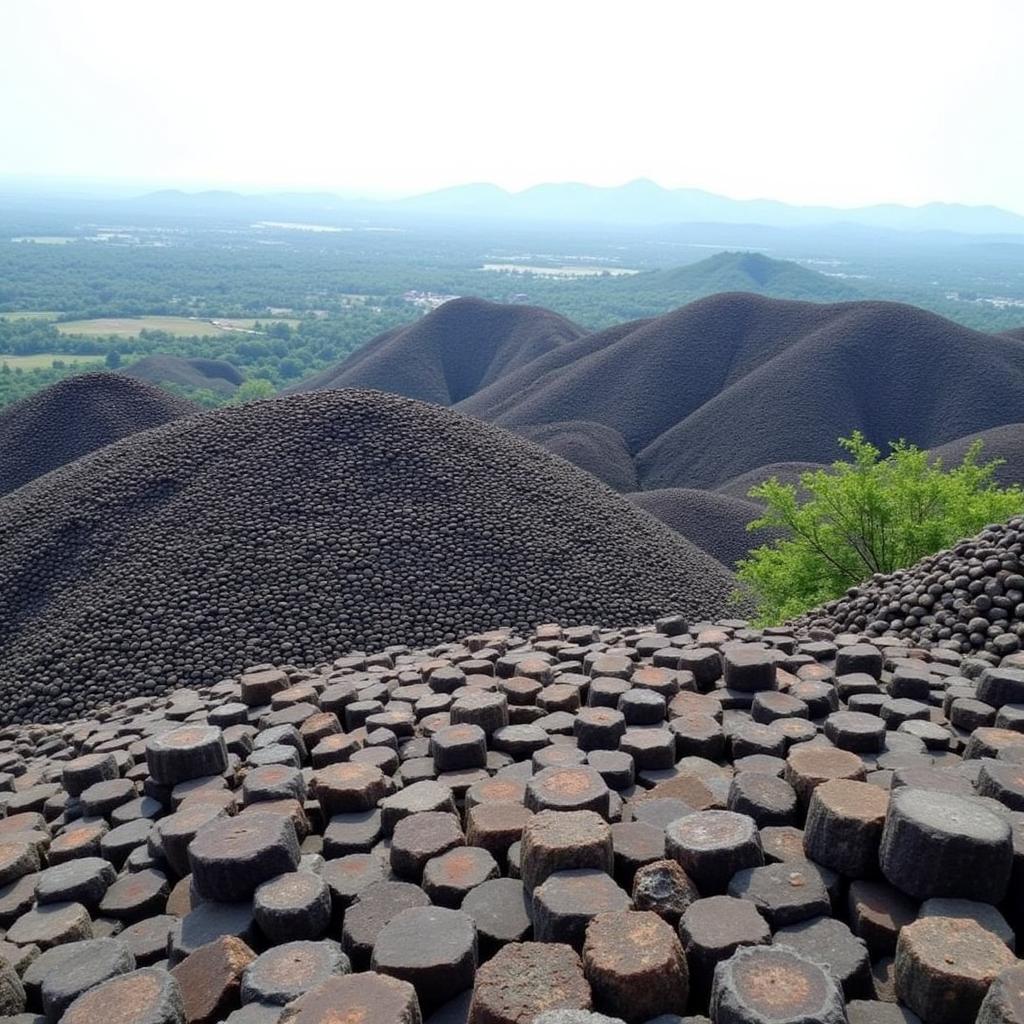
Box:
736 432 1024 624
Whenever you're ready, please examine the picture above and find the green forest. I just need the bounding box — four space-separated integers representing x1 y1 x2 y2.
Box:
1 206 1023 408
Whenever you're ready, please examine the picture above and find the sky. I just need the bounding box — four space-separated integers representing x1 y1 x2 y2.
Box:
2 0 1023 212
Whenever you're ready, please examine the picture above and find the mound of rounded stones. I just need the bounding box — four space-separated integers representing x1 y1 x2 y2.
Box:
5 618 1024 1022
0 372 196 498
797 517 1024 657
0 388 740 724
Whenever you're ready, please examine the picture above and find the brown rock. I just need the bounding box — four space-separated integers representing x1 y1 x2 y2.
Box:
171 935 256 1023
582 910 688 1022
468 941 591 1024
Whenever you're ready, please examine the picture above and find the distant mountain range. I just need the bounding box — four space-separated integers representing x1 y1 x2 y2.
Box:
135 179 1024 236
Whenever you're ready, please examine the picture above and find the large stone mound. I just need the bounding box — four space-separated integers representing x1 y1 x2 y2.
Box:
795 516 1024 655
122 355 243 395
714 462 826 502
287 297 584 405
929 423 1024 488
0 388 738 721
625 488 781 567
0 372 197 497
514 421 638 492
456 294 1024 490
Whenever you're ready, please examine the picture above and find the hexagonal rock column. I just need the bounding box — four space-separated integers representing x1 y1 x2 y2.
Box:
467 941 592 1024
253 870 332 942
532 869 631 948
804 779 889 878
146 726 228 786
582 911 688 1023
371 906 477 1012
727 863 831 929
665 811 764 895
240 939 350 1006
313 763 389 817
188 812 301 902
784 745 867 807
520 810 613 893
280 971 422 1024
525 766 610 816
60 967 186 1024
895 917 1016 1024
431 724 488 772
710 945 847 1024
722 647 778 692
170 934 256 1024
879 788 1012 903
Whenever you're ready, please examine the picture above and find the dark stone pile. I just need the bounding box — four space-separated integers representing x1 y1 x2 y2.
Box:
0 373 196 497
1 618 1024 1023
625 489 781 568
286 298 584 407
513 422 637 493
797 517 1024 655
123 356 244 397
0 389 738 724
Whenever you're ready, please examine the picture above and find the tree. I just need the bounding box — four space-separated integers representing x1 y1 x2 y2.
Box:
736 432 1024 624
105 350 122 368
230 378 277 405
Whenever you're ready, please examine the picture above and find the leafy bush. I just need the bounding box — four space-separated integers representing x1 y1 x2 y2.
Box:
736 432 1024 624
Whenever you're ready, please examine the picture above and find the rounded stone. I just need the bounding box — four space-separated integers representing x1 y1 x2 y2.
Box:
188 811 301 902
803 779 889 878
521 810 613 894
40 937 136 1021
371 906 478 1012
271 971 421 1024
240 939 350 1006
631 859 699 924
460 878 532 954
341 880 431 968
532 869 631 949
253 870 332 942
665 811 763 896
582 910 687 1023
710 945 846 1024
879 787 1012 902
727 862 832 929
391 812 465 880
145 725 228 786
60 967 185 1024
423 846 500 908
525 766 610 816
467 941 591 1024
895 916 1016 1024
785 745 867 806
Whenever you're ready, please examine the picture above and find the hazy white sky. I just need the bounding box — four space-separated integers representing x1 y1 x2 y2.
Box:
2 0 1023 211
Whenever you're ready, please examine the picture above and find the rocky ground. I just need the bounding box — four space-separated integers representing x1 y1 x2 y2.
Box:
1 614 1024 1022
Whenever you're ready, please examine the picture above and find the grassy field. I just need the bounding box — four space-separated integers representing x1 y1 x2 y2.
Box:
0 353 103 370
0 311 61 321
55 315 301 338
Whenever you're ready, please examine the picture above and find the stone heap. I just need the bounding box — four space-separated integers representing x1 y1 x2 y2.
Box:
0 617 1023 1022
798 517 1024 656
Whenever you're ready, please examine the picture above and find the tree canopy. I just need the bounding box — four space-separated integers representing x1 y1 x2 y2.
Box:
736 432 1024 623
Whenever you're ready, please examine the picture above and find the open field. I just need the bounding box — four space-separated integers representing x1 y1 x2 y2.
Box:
0 353 103 370
0 311 61 321
55 315 301 338
10 236 76 244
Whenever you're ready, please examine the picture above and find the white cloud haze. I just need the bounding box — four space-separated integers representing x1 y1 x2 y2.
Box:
1 0 1022 211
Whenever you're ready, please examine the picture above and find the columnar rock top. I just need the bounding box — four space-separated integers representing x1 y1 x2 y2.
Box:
0 614 1021 1022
